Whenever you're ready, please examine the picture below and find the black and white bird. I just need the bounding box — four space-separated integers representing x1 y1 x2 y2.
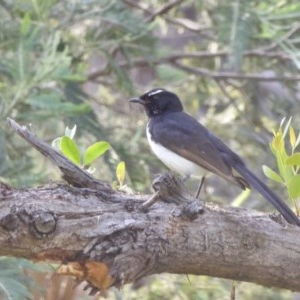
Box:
129 88 300 226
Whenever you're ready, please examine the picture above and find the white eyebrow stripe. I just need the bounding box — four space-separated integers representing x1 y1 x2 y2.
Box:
147 89 165 96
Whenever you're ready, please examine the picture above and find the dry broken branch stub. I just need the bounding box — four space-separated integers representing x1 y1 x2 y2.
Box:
3 118 300 293
140 172 204 220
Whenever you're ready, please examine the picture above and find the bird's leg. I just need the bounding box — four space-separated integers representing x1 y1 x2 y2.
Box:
195 176 206 199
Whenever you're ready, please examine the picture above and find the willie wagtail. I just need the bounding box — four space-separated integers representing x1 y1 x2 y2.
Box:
129 88 300 226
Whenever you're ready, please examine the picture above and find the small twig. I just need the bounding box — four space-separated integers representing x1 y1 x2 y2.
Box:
123 0 213 36
172 61 300 82
140 191 161 212
146 0 184 22
214 79 243 113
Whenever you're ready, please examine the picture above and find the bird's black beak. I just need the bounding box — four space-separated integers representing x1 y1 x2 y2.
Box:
128 97 145 105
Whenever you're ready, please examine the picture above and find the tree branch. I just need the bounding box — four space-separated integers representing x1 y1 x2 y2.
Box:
2 119 300 293
123 0 211 35
87 51 296 82
145 0 185 22
172 61 300 81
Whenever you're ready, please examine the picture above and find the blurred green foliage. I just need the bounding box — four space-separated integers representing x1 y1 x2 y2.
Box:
0 257 51 300
105 275 293 300
1 0 300 299
52 125 110 169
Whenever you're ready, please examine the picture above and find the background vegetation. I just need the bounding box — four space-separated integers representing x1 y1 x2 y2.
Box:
1 0 300 299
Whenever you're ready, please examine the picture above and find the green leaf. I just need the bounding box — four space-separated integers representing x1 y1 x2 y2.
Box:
262 165 284 184
60 136 81 165
272 131 284 153
288 175 300 199
83 141 110 166
116 161 126 187
286 153 300 166
289 126 296 148
271 129 292 181
65 125 77 139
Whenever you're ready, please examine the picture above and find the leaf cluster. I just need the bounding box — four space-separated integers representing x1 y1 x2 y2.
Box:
263 118 300 214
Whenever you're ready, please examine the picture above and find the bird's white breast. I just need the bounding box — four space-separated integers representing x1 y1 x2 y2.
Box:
146 125 207 178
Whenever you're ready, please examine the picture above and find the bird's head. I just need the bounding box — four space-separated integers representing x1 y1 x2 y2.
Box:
129 88 183 117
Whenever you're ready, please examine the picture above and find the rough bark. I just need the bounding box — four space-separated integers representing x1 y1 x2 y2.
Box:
2 118 300 293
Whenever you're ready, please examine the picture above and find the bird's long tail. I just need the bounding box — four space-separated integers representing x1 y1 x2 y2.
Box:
234 164 300 226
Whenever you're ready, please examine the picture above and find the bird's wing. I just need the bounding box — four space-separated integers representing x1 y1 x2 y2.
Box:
150 112 249 189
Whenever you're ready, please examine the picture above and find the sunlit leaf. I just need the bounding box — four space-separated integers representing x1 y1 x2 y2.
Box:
270 126 293 181
272 131 284 153
83 141 110 166
286 153 300 166
61 136 81 165
289 126 296 148
269 142 276 156
262 165 284 184
116 161 126 187
288 175 300 199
